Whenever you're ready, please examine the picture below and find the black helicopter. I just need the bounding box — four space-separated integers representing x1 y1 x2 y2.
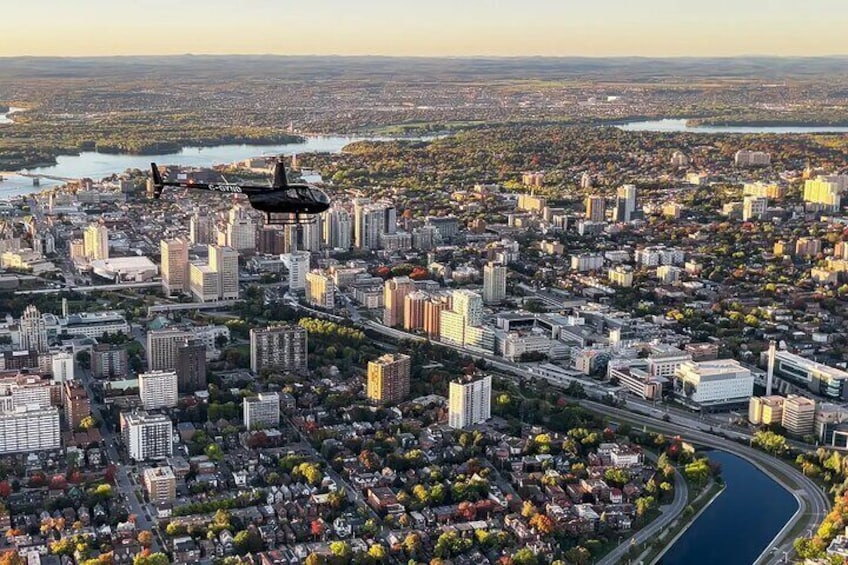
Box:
150 157 330 224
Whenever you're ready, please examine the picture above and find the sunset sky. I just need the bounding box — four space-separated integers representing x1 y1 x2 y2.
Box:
1 0 845 57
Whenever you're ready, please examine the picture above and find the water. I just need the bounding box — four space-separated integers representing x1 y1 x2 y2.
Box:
0 106 23 125
0 111 426 197
659 451 797 565
618 118 848 134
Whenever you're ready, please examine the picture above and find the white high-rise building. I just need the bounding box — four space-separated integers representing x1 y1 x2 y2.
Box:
243 392 280 429
482 262 507 304
674 360 753 408
209 245 239 300
0 406 60 454
300 219 323 252
283 251 310 292
19 304 48 353
804 175 847 211
355 203 391 250
122 412 173 461
147 328 192 371
139 370 179 409
226 206 257 253
83 223 109 261
161 238 189 296
451 289 483 327
613 184 637 222
51 351 74 385
448 374 492 429
742 196 768 221
322 205 352 250
249 325 308 374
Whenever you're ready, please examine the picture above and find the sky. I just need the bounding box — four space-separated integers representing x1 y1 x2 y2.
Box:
1 0 846 57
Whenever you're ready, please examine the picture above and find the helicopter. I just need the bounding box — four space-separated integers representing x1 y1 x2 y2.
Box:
150 157 330 224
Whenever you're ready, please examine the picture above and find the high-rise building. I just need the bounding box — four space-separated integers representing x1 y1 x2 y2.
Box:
613 185 637 223
226 206 257 253
608 265 634 287
121 412 173 461
83 223 109 261
423 295 451 338
92 344 129 379
734 150 771 167
425 216 460 243
585 196 605 222
403 291 429 332
282 251 310 292
63 382 90 430
452 289 484 327
782 395 816 436
142 467 176 502
19 304 48 353
189 263 219 302
383 276 415 327
366 353 411 405
147 329 191 371
69 239 86 261
299 219 323 252
161 238 190 296
243 392 280 429
742 196 768 221
258 225 287 255
305 271 334 309
249 325 308 374
0 405 61 454
744 182 784 199
176 338 207 393
482 262 507 304
139 370 179 410
449 374 492 429
748 395 784 426
796 237 822 257
209 245 239 300
355 203 389 250
189 211 215 245
51 351 74 385
804 175 847 211
322 205 352 250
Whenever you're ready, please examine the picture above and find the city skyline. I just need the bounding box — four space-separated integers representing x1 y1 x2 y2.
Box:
1 0 847 57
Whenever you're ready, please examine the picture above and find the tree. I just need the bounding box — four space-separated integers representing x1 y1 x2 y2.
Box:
204 443 223 461
635 496 656 517
137 530 153 548
133 554 169 565
564 547 591 565
304 554 322 565
403 532 422 556
529 513 555 535
367 544 387 561
521 500 537 518
512 548 538 565
234 529 263 554
310 519 325 540
329 541 351 559
76 351 91 370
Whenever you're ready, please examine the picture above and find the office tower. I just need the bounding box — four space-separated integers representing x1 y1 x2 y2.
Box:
258 225 287 255
51 351 74 385
0 406 61 454
352 197 372 249
19 304 48 353
147 328 191 371
366 353 411 405
189 211 215 245
305 271 334 309
142 467 176 502
243 392 280 429
322 205 352 250
176 338 207 393
449 374 492 429
299 219 323 252
282 251 310 291
742 196 768 221
63 382 90 429
122 412 173 461
209 245 239 300
83 223 109 260
91 344 129 378
189 263 219 302
139 370 179 410
403 291 429 332
356 203 388 250
585 196 605 222
782 395 816 436
161 238 189 296
250 325 308 374
226 206 257 253
482 262 507 304
383 276 415 327
613 185 636 222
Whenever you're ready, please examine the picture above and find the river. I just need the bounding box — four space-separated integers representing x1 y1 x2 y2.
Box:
659 451 797 565
0 106 23 125
617 118 848 134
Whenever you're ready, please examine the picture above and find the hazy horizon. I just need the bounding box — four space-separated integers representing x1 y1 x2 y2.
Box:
1 0 846 58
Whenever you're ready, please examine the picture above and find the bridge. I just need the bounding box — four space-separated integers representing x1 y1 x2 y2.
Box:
0 172 78 185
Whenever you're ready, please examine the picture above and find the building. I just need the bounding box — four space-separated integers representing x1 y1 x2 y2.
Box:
670 150 689 167
439 290 492 350
209 245 239 300
19 305 48 353
804 175 847 211
647 346 693 378
147 329 191 372
0 406 60 454
772 350 848 400
59 311 130 340
51 351 74 384
521 172 545 188
243 392 280 429
225 206 257 253
608 265 634 287
366 353 411 405
249 325 308 374
744 182 784 199
383 276 415 327
608 362 669 401
657 265 681 285
282 251 310 292
425 216 460 243
748 395 784 425
64 382 90 429
795 237 822 257
305 271 334 309
517 192 547 212
142 466 176 502
122 412 173 461
571 254 604 272
90 256 158 283
91 344 129 379
139 370 179 410
684 342 720 361
423 295 450 338
448 374 492 429
782 395 816 436
674 359 754 409
613 185 636 223
482 262 507 304
175 339 207 393
403 291 429 332
83 223 109 260
584 196 605 222
734 150 771 167
189 211 215 245
355 202 392 250
742 196 768 221
161 238 189 296
322 205 352 251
